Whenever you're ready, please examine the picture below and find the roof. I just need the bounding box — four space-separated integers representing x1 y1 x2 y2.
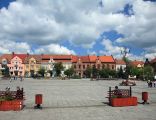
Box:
42 54 72 59
151 58 156 64
130 60 144 67
98 56 115 63
0 54 12 63
24 55 42 64
115 59 126 65
88 55 97 62
12 54 28 63
42 54 72 63
71 55 78 63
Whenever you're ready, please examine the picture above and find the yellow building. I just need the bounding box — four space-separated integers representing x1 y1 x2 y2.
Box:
24 55 42 77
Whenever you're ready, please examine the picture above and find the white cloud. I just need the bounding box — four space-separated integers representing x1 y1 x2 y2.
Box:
34 44 76 55
116 0 156 53
0 0 132 48
0 40 32 54
0 0 155 58
100 38 144 60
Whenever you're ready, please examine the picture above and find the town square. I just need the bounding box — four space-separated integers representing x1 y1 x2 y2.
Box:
0 78 156 120
0 0 156 120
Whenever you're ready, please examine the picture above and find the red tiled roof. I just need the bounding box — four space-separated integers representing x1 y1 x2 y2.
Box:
79 56 90 63
98 56 115 63
151 58 156 64
13 54 28 63
88 55 97 62
24 55 42 64
0 54 12 63
71 55 78 63
115 59 126 65
130 60 144 67
42 54 72 59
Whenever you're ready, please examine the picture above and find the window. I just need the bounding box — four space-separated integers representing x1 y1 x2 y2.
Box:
74 65 76 69
107 64 109 68
97 64 100 69
87 64 89 68
79 65 81 69
112 65 114 70
83 65 85 69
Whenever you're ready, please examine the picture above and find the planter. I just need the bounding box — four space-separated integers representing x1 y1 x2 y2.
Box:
111 97 138 107
0 100 23 111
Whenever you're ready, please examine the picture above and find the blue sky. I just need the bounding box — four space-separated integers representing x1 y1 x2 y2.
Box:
0 0 156 60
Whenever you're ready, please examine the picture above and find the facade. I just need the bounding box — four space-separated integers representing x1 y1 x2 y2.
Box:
115 59 126 72
41 55 72 71
72 55 116 78
7 54 27 76
24 55 42 77
0 53 119 78
130 60 144 68
150 58 156 73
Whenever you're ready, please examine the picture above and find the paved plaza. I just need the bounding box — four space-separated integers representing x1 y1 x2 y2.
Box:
0 78 156 120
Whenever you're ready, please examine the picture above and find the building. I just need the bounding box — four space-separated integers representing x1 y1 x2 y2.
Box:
41 54 73 71
72 55 116 78
130 60 144 68
150 58 156 73
115 59 126 72
24 55 42 77
7 53 27 76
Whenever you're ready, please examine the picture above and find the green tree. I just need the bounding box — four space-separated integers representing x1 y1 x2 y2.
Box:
130 67 143 79
92 65 99 78
1 65 10 77
144 66 154 81
84 66 92 78
64 67 75 78
54 62 64 76
117 67 124 78
109 69 117 78
122 57 131 79
38 67 45 77
99 68 109 78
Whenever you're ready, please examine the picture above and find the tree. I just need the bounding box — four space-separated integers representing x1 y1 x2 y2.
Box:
117 67 124 78
64 67 75 78
109 69 117 78
99 68 109 78
84 66 92 78
130 67 143 79
92 65 99 78
1 65 10 77
144 66 154 81
54 62 64 76
38 67 45 77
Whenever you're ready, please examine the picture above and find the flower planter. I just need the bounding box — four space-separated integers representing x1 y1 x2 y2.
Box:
0 100 23 111
111 97 138 107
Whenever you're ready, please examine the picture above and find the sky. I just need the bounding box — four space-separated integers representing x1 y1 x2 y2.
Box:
0 0 156 60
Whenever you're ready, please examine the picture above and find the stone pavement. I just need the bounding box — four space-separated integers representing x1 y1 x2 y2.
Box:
0 78 156 120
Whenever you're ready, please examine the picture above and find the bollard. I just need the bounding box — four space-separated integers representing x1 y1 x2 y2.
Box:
142 92 149 104
34 94 43 109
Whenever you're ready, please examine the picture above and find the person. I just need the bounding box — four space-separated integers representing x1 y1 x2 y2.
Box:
19 74 23 81
114 86 122 98
147 80 150 87
10 75 12 82
153 81 156 87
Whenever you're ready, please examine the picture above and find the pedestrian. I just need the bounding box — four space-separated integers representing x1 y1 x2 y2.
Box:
147 80 150 87
153 81 156 87
13 74 15 80
150 80 152 87
10 75 13 82
20 75 23 81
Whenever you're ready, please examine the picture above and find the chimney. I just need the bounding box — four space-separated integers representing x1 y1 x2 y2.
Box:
27 53 29 56
12 52 14 55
